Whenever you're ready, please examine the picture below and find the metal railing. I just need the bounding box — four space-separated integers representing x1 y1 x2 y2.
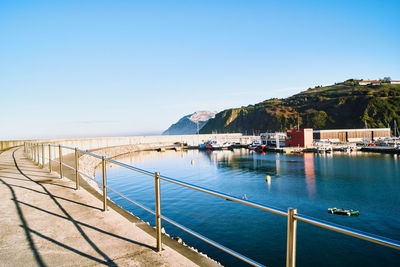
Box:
23 142 400 266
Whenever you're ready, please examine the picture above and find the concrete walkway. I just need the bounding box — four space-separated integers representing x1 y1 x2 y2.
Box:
0 148 207 266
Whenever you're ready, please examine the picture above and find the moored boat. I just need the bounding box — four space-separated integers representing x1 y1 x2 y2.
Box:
248 140 261 150
328 207 359 216
221 142 232 150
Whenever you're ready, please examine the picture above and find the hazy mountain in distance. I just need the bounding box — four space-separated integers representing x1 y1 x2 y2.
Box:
163 111 218 135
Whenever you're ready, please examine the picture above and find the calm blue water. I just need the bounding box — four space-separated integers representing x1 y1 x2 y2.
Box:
95 149 400 266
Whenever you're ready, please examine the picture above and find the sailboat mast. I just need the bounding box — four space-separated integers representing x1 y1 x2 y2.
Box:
297 113 299 130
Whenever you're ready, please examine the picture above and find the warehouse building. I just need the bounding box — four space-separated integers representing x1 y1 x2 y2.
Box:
313 128 391 142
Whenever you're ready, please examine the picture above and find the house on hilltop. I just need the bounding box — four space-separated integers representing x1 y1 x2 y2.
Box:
357 79 399 85
357 80 382 86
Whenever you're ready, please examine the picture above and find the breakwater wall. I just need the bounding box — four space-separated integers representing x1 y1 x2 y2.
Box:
21 133 260 167
0 139 35 150
79 143 159 186
8 133 244 150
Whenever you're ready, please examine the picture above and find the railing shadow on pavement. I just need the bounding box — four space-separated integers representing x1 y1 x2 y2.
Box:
5 149 164 266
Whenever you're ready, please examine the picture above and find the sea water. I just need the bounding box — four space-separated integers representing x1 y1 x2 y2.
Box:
95 149 400 266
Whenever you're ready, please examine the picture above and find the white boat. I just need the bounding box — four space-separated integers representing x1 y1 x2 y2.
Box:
221 142 232 150
248 140 261 150
210 141 223 150
316 142 333 153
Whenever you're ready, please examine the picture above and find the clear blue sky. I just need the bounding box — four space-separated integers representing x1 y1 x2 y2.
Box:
1 0 399 140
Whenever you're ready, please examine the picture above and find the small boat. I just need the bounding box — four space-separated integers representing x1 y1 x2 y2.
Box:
210 141 222 150
199 141 219 150
198 142 208 150
328 207 359 216
221 142 232 150
248 140 261 150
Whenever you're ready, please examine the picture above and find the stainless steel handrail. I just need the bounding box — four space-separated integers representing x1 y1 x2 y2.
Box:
24 142 400 267
107 187 155 215
77 170 99 184
107 183 263 266
61 162 75 170
76 149 103 160
160 214 264 267
294 214 400 250
105 158 154 177
159 174 287 216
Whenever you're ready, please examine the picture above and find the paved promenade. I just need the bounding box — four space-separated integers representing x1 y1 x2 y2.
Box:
0 147 207 266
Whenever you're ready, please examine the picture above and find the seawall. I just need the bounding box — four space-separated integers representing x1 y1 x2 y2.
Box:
19 133 259 167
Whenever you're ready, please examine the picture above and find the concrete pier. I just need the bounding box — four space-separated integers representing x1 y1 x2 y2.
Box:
0 147 219 266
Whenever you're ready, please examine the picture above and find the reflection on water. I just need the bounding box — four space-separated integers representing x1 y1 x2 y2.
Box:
275 153 281 177
99 149 400 267
303 153 316 197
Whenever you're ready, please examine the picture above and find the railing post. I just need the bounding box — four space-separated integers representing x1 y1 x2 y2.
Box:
36 143 39 165
48 144 52 172
41 144 45 168
286 208 297 267
59 145 63 178
75 148 79 190
155 172 162 252
102 156 107 211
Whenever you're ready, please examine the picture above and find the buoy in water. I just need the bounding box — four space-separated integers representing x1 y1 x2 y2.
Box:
266 175 271 183
191 160 194 165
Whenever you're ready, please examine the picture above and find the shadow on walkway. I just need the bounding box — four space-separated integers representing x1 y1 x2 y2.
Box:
0 148 157 267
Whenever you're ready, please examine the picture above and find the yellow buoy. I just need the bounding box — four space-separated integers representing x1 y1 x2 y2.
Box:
266 175 271 183
191 160 194 165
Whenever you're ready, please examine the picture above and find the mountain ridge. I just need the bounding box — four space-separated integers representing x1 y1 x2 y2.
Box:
199 80 400 134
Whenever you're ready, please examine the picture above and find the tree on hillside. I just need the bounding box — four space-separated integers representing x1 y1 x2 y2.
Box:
381 77 391 83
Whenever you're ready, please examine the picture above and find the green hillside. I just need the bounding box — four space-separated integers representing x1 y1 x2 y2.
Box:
200 80 400 134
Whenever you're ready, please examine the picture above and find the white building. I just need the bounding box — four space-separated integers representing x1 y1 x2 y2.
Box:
358 80 382 86
260 132 287 148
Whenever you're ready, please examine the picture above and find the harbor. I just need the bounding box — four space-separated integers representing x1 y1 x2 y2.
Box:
192 127 400 155
94 147 400 266
5 136 400 266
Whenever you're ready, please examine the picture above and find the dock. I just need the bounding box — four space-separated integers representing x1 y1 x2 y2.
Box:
360 146 400 154
0 147 218 266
